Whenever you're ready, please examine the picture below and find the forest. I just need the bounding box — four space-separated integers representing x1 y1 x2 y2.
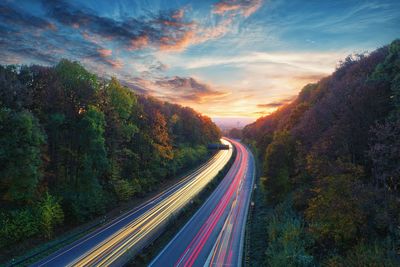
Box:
0 60 221 251
243 39 400 265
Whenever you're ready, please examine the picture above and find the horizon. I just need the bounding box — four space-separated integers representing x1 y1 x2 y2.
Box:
1 0 400 120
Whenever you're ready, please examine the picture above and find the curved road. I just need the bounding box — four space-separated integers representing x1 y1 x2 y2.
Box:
32 140 232 267
150 139 255 267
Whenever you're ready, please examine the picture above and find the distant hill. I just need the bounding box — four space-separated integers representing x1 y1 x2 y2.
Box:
212 117 255 131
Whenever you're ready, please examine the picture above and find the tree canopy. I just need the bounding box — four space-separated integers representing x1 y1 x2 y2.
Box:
243 40 400 265
0 59 221 252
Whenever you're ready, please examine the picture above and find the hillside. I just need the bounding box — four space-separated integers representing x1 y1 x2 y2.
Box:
0 60 221 254
243 40 400 265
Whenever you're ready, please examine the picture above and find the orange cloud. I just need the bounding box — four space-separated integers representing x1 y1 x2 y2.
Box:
129 35 149 50
171 9 184 20
257 96 296 108
214 3 242 14
130 76 228 105
106 58 123 69
213 0 262 17
97 48 112 57
159 30 195 51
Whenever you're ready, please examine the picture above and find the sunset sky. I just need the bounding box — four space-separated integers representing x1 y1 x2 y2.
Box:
1 0 400 124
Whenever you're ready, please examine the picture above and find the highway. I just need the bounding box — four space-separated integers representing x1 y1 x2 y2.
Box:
150 139 255 267
32 140 232 267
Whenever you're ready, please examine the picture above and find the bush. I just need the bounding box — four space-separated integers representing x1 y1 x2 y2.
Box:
38 192 64 239
0 209 39 248
265 199 314 267
113 178 136 202
344 241 399 267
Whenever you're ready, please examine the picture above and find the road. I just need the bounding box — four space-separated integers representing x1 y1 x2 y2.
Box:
32 140 232 267
150 139 255 267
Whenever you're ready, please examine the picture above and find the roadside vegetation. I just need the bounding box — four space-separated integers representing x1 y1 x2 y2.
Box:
0 60 221 263
243 40 400 265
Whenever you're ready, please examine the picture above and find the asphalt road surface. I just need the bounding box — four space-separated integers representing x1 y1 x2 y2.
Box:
150 138 255 267
32 140 232 267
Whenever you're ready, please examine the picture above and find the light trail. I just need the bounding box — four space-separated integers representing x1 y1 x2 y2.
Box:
150 138 255 267
68 139 232 267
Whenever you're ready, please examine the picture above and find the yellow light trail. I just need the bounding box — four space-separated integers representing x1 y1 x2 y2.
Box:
69 139 232 267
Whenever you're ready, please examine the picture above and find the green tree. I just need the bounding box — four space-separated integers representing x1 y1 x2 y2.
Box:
100 77 139 185
0 209 39 248
69 105 108 220
55 59 99 116
262 131 295 203
38 192 64 239
0 108 45 203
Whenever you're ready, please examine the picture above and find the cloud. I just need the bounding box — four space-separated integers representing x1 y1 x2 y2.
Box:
253 110 271 115
97 48 112 57
155 76 226 102
105 58 123 69
213 0 263 17
1 0 263 75
257 96 295 108
294 73 326 81
127 76 228 104
128 34 149 50
43 0 196 52
171 51 344 73
119 77 151 95
42 0 262 53
0 2 128 70
0 4 55 31
158 29 195 51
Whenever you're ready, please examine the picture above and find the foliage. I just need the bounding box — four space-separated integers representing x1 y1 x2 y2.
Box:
262 131 295 203
243 40 400 265
0 59 220 250
265 199 314 267
342 241 399 267
0 108 45 203
368 118 400 192
305 174 365 249
0 209 39 248
38 192 64 239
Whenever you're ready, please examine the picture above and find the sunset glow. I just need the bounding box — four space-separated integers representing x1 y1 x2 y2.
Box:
1 0 399 122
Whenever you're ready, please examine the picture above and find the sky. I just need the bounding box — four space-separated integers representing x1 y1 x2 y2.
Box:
1 0 400 125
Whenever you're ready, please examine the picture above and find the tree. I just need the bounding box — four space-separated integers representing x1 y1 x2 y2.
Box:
368 118 400 192
305 174 365 250
0 65 31 110
262 131 295 203
0 108 45 204
0 209 39 248
55 59 99 116
67 105 108 220
38 192 64 239
0 59 222 249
